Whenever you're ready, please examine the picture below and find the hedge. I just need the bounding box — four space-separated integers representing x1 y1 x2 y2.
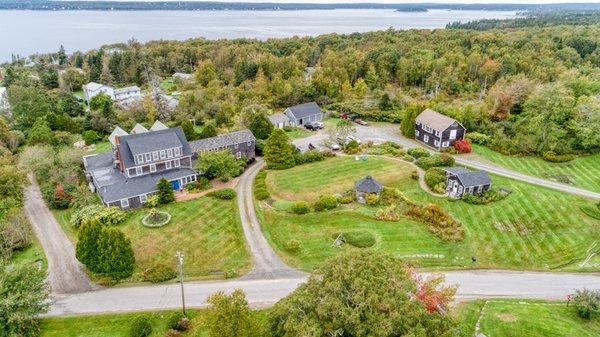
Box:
208 188 237 200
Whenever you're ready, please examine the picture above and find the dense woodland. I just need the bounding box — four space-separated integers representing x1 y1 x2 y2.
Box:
2 23 600 160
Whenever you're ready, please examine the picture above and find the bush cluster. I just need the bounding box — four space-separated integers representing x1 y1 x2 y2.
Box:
466 132 491 145
185 176 211 192
379 187 405 206
415 154 455 170
291 201 310 214
453 139 472 154
367 141 405 157
70 204 126 228
405 204 464 242
407 148 430 159
542 151 575 163
129 315 152 337
410 170 419 180
572 289 600 320
364 193 379 206
337 190 356 204
461 189 507 205
254 171 270 200
294 149 325 165
167 312 190 332
313 194 338 212
333 230 376 248
208 188 237 200
375 205 401 221
284 239 301 253
142 263 177 283
424 168 447 191
344 139 360 154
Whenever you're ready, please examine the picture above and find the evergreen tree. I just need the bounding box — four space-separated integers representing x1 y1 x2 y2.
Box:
206 290 261 337
156 178 175 205
181 120 198 141
264 129 295 169
200 122 217 139
249 113 274 140
41 68 60 89
27 119 54 145
400 103 425 138
57 45 68 66
96 227 135 280
75 220 103 272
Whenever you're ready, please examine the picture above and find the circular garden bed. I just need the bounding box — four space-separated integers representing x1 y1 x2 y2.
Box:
142 209 171 228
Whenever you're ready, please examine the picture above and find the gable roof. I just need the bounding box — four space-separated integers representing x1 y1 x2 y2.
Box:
442 167 470 176
454 171 491 188
355 176 383 193
117 127 192 168
268 113 290 125
416 109 463 132
108 126 129 146
114 86 140 95
83 82 108 92
131 123 148 134
189 130 256 153
150 120 168 131
285 102 323 120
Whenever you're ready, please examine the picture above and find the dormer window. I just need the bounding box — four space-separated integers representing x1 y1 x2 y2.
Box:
160 150 166 159
136 167 143 176
174 147 181 156
174 159 180 167
136 154 144 164
145 153 151 162
167 149 173 158
152 152 158 161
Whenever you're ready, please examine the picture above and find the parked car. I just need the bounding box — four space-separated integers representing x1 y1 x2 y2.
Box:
355 118 369 126
325 141 340 151
304 123 319 131
313 122 324 129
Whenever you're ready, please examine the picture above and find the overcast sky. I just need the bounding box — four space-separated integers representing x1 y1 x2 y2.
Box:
100 0 600 3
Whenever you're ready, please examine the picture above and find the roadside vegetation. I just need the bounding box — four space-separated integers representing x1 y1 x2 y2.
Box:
259 155 600 272
54 197 251 283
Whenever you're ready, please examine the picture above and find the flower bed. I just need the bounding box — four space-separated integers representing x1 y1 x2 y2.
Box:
141 209 171 228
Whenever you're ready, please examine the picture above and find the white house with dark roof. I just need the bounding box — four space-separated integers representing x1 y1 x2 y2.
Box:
189 130 256 161
82 82 141 104
83 124 197 209
284 102 323 126
415 109 466 150
442 167 491 198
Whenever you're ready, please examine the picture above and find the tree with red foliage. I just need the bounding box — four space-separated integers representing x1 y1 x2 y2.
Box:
411 271 457 314
52 183 72 209
453 139 472 154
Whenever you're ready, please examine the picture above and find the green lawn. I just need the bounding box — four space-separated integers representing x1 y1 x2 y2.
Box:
457 300 600 337
266 156 414 201
285 127 312 139
53 197 251 283
10 236 47 271
261 156 600 272
469 144 600 193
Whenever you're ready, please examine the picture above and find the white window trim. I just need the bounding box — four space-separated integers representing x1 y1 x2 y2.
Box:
434 140 440 147
152 152 159 161
150 164 156 173
135 167 143 175
167 149 173 158
424 135 429 143
449 130 457 140
139 194 147 203
166 161 172 169
442 141 449 147
174 159 180 168
236 151 242 159
120 198 129 208
144 153 151 161
136 154 143 164
160 150 166 159
415 130 420 136
174 147 181 156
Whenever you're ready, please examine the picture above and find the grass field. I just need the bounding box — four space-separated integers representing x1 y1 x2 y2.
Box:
266 156 414 201
285 127 312 139
261 156 600 271
470 145 600 193
457 300 600 337
54 197 251 283
10 236 47 271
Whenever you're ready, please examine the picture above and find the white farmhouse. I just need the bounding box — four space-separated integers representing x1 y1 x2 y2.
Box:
83 82 114 104
114 86 141 101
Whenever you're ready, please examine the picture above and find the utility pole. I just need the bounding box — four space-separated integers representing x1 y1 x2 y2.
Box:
176 251 186 315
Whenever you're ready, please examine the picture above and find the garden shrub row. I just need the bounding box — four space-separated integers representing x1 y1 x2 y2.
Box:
461 189 508 205
407 148 430 159
405 203 464 242
424 168 447 193
208 188 237 200
142 263 177 283
542 151 576 163
367 141 406 157
70 204 127 228
293 149 326 165
313 194 338 212
466 132 491 145
254 171 270 201
415 153 455 170
185 176 211 192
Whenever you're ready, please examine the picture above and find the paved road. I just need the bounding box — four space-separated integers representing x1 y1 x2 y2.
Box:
48 270 600 316
23 175 96 294
293 124 600 200
235 159 306 279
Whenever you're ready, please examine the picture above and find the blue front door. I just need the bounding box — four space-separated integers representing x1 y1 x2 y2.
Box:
170 180 180 190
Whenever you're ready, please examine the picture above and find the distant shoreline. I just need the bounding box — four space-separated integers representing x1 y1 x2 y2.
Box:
0 1 599 12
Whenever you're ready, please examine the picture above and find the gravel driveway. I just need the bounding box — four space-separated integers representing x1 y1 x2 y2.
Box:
23 176 96 294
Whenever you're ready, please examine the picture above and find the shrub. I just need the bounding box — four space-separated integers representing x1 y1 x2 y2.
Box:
70 204 126 228
165 329 182 337
572 289 600 320
291 201 310 214
145 195 159 208
185 176 211 192
368 141 405 157
285 239 301 253
542 151 575 163
167 312 189 331
453 139 472 154
405 204 464 242
440 146 458 154
282 125 294 132
313 194 338 211
403 154 415 162
466 132 491 145
82 130 100 145
209 188 237 200
415 154 455 170
338 194 355 204
375 205 401 221
294 150 324 165
157 178 175 205
142 263 177 283
195 150 246 181
364 193 379 206
411 170 419 180
338 230 376 248
344 139 359 154
379 187 405 206
424 168 446 190
254 171 270 200
462 189 507 205
129 315 152 337
224 269 238 279
407 148 430 159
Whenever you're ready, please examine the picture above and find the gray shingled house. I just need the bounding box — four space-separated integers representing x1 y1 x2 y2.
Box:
415 109 466 150
442 167 491 198
189 130 256 161
284 102 323 126
268 113 291 129
354 176 383 204
83 122 198 209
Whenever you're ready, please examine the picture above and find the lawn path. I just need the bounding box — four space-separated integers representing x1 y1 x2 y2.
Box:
23 175 96 294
